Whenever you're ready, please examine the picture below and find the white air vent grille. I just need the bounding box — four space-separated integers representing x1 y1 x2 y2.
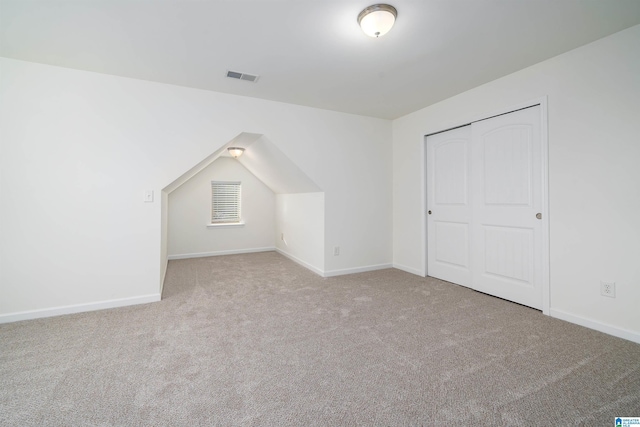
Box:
226 70 259 83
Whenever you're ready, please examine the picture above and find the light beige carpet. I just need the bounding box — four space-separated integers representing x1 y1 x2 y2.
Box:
1 251 639 426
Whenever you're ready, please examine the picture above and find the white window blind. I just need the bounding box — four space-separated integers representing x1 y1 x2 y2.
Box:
211 181 241 223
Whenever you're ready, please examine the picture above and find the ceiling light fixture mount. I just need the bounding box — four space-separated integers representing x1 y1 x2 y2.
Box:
358 4 397 38
227 147 245 158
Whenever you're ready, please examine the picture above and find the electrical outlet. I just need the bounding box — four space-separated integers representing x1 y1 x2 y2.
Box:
333 246 340 256
600 281 615 298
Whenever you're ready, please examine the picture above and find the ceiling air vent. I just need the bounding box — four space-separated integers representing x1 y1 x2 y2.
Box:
226 70 259 83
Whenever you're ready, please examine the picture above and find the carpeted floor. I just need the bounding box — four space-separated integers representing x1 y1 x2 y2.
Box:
1 251 639 426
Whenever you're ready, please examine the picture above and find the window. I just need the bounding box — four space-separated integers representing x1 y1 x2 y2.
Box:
211 181 241 224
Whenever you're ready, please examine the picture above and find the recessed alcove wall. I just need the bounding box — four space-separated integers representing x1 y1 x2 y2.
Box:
168 157 276 259
161 133 325 290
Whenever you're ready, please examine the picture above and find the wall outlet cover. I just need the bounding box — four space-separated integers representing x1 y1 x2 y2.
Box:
600 281 615 298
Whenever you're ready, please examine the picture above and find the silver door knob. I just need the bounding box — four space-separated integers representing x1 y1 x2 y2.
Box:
536 213 542 220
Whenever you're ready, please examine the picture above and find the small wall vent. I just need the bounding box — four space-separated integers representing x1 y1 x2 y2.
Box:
226 70 259 83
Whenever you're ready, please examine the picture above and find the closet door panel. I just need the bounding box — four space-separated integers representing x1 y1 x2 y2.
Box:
471 106 543 309
426 126 472 287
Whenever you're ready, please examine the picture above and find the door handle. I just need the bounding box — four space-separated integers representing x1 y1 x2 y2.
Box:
428 210 432 215
536 213 542 220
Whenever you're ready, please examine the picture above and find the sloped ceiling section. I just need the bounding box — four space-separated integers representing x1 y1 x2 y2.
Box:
163 132 261 193
238 136 321 194
163 132 321 194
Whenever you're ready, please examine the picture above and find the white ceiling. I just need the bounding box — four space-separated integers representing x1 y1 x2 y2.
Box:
2 0 640 119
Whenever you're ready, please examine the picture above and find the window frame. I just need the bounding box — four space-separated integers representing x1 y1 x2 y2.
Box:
210 181 242 224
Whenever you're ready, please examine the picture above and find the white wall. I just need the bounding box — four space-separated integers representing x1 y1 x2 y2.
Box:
275 193 325 275
168 157 275 258
238 136 321 195
392 24 640 342
0 57 392 320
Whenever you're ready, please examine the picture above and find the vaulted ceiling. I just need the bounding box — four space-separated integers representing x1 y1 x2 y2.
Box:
2 0 640 119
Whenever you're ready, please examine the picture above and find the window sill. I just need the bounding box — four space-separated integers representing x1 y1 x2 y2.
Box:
207 222 245 229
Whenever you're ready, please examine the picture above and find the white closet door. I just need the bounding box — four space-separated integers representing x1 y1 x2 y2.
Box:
426 106 544 310
426 125 473 287
471 106 542 309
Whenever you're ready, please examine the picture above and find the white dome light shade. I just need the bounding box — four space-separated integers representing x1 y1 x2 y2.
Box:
227 147 245 158
358 4 397 38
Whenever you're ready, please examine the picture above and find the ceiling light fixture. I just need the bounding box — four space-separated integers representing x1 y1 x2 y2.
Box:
227 147 245 158
358 4 397 38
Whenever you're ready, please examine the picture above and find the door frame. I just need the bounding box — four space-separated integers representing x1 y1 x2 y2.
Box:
423 96 550 315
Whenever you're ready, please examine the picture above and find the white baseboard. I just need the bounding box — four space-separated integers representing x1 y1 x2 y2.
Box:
274 249 393 278
549 308 640 344
392 263 424 277
323 263 393 278
0 293 162 324
274 248 324 276
168 247 276 260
